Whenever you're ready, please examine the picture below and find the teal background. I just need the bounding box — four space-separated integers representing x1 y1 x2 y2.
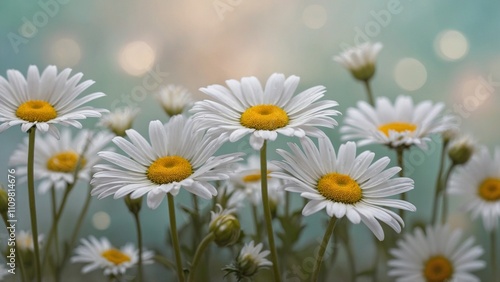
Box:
1 0 499 281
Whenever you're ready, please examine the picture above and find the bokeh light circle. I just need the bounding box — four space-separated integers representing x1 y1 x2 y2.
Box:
394 58 427 91
92 211 111 230
118 41 156 76
50 38 82 67
435 30 469 61
302 5 327 29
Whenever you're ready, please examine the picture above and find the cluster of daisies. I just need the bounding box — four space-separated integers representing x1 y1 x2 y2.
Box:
0 41 497 281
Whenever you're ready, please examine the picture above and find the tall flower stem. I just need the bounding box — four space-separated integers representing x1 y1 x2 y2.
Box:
440 164 456 224
167 193 185 282
260 141 281 282
132 211 144 282
363 80 375 106
395 148 406 221
188 232 215 282
27 127 42 282
431 140 449 225
50 187 60 282
491 230 497 281
311 217 338 282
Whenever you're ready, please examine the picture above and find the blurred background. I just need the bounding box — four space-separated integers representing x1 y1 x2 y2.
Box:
0 0 499 281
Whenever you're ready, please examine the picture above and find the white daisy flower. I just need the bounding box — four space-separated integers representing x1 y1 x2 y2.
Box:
156 84 193 116
191 73 340 150
388 225 485 282
237 241 272 276
333 42 383 81
0 65 106 138
9 129 113 194
91 115 243 209
71 236 154 276
230 155 284 207
271 138 416 240
98 107 140 136
341 96 452 149
448 146 500 232
17 230 44 251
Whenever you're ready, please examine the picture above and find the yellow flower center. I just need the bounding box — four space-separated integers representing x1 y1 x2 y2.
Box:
147 156 193 184
317 173 362 204
378 122 417 137
478 178 500 202
242 171 271 183
46 151 86 173
240 105 289 131
16 100 57 122
423 255 453 282
101 249 131 265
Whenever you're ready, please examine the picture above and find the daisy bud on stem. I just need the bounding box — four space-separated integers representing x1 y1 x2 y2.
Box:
125 195 144 282
209 205 241 247
448 136 475 165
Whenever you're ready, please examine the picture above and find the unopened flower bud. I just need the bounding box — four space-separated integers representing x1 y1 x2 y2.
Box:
448 136 475 165
209 204 240 247
98 107 139 137
156 85 193 117
442 128 459 144
124 195 142 214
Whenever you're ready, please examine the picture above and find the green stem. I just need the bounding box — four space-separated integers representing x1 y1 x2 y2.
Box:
491 230 497 282
2 214 27 282
27 128 41 282
50 187 60 282
251 205 261 240
67 185 93 258
440 164 456 225
431 140 449 225
168 193 185 282
310 217 338 282
132 211 144 282
363 80 375 106
395 148 406 221
260 141 281 282
345 234 356 281
188 232 215 282
285 191 290 218
154 254 176 270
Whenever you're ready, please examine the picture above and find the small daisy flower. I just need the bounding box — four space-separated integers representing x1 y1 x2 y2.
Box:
333 42 383 81
91 115 243 209
448 146 500 232
156 84 193 116
0 65 106 138
230 155 284 207
9 129 113 193
224 241 272 280
191 73 340 150
272 138 416 240
98 107 140 136
71 236 154 276
388 225 485 282
17 230 44 251
341 96 452 149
